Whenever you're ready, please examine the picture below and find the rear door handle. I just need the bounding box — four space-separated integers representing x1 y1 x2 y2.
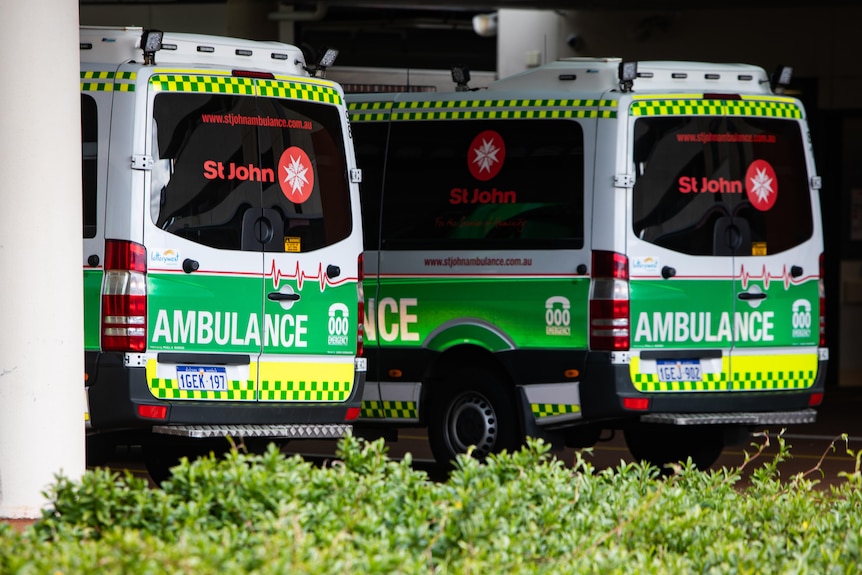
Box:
268 292 300 302
737 291 767 301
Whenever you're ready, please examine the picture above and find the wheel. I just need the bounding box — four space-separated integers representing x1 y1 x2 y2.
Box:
623 423 725 471
428 367 522 467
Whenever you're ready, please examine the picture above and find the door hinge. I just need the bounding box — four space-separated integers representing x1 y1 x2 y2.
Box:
131 155 153 170
614 174 635 188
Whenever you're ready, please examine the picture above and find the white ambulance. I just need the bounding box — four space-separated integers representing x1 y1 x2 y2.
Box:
348 59 827 469
81 26 365 480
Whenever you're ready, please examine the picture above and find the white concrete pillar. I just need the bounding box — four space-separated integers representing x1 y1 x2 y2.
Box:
0 0 86 518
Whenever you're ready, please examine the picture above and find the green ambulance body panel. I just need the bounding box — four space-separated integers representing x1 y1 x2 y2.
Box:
630 278 819 349
147 273 356 355
365 276 590 351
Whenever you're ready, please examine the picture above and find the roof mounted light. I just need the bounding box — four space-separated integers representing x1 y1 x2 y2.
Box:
140 29 163 66
298 47 339 78
452 65 472 92
618 61 637 92
770 65 793 93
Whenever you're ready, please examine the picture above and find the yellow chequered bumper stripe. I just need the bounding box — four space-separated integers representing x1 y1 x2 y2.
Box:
348 99 617 122
360 401 418 419
146 360 255 401
81 70 136 92
531 403 581 418
630 97 802 119
146 360 354 402
259 361 354 402
730 353 817 390
629 353 817 392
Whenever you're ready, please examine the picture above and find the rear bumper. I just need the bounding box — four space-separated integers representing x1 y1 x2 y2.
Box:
86 351 365 432
579 350 827 424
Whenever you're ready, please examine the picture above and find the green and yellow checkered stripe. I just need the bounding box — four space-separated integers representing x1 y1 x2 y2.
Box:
629 352 816 392
630 96 802 119
146 359 354 402
531 403 581 419
149 377 256 400
259 379 352 401
258 80 342 105
360 400 418 419
348 99 617 122
150 74 255 95
81 70 136 92
148 73 342 105
729 353 817 390
258 361 353 402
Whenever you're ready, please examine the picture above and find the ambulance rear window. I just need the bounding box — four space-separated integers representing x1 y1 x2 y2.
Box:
632 115 813 256
375 119 585 250
151 92 351 252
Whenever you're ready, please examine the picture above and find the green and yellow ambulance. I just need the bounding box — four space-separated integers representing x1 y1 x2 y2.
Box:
81 27 365 480
348 58 826 469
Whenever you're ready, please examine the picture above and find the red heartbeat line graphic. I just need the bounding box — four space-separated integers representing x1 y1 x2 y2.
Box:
739 264 802 290
266 260 332 291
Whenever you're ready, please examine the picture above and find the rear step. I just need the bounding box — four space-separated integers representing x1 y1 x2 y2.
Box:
152 424 352 439
640 409 816 426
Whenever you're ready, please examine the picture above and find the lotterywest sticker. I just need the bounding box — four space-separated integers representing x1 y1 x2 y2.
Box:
468 130 505 181
279 146 314 204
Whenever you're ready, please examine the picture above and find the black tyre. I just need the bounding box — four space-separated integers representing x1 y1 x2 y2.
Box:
623 423 725 471
428 367 522 467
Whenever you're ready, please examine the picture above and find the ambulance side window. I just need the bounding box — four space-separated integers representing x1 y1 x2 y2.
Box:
81 94 97 239
380 119 585 250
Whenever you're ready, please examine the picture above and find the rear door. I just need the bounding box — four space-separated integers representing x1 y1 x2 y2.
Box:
145 72 357 405
627 96 820 393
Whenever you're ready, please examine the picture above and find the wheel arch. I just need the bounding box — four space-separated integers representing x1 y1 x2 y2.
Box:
421 343 522 430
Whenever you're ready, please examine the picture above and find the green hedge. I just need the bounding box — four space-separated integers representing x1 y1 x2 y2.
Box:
1 433 861 574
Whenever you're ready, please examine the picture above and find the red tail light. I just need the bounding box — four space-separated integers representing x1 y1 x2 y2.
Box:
356 253 365 357
102 240 147 352
589 250 630 350
345 406 361 421
819 252 826 347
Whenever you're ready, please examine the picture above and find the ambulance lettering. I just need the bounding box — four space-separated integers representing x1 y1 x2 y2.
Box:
545 296 571 336
676 159 778 212
152 309 308 348
364 298 419 343
327 303 350 346
791 299 812 339
678 176 742 194
203 160 275 183
449 187 517 205
634 311 774 343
